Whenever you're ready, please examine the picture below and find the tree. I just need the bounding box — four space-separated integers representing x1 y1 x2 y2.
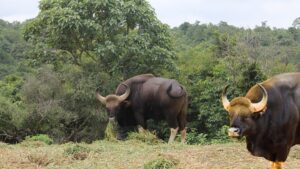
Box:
292 17 300 28
21 65 109 143
238 62 266 93
21 0 177 142
23 0 175 77
0 20 28 79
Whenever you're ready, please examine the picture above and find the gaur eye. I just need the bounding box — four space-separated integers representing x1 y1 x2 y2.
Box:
240 117 246 122
251 113 260 119
241 116 251 122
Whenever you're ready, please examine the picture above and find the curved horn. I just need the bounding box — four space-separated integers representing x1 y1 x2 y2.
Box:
118 84 130 102
250 83 268 113
96 92 106 104
221 85 230 111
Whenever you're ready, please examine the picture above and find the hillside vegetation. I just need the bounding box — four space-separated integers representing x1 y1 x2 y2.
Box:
0 0 300 144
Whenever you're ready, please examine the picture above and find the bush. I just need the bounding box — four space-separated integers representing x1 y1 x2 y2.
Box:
144 158 178 169
0 96 27 143
127 130 164 144
186 128 208 145
21 65 108 143
25 134 53 145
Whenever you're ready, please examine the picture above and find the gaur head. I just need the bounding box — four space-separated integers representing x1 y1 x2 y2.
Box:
221 84 268 138
96 84 130 121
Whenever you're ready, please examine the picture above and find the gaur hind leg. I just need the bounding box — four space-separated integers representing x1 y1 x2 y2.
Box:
166 114 179 143
178 112 187 143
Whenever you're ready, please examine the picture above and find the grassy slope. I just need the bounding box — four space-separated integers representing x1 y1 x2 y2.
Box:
0 141 300 169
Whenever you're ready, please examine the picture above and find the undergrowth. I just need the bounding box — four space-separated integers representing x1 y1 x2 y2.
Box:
144 158 178 169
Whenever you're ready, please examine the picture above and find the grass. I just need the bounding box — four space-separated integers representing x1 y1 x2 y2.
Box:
1 139 300 168
127 130 164 145
104 121 118 141
24 134 53 145
144 157 178 169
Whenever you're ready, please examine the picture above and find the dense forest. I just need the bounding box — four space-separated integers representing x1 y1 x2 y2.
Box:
0 0 299 144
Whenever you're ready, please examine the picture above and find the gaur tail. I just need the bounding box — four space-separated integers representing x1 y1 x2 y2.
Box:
166 82 186 99
178 93 188 131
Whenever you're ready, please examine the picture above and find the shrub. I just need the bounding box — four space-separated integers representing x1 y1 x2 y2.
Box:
127 130 163 144
0 95 27 143
64 144 90 155
24 134 53 145
144 158 178 169
185 128 208 145
210 125 233 144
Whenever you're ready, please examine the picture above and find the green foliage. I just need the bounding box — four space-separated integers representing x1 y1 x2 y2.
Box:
104 121 117 141
1 6 300 145
21 65 108 143
238 62 266 93
25 134 53 145
127 130 163 144
21 65 68 141
0 95 27 143
18 0 177 143
170 21 299 143
144 158 178 169
293 17 300 28
0 20 28 79
23 0 176 77
186 129 208 145
209 125 233 144
64 144 91 156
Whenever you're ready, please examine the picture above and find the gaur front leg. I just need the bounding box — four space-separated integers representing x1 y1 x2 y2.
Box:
270 161 284 169
168 127 178 143
134 110 147 131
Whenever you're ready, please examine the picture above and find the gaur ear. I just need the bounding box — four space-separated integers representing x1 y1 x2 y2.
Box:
252 106 267 118
123 100 131 107
259 106 267 115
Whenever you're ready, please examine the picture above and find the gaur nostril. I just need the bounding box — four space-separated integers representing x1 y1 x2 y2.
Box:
228 127 240 134
233 128 240 133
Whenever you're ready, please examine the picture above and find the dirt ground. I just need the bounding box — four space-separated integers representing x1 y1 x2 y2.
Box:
0 141 300 169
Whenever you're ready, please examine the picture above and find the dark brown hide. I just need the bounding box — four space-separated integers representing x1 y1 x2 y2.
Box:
224 72 300 162
99 74 188 140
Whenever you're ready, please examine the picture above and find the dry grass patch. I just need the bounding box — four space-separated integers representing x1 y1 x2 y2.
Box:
27 152 53 166
1 141 300 168
64 144 91 160
20 140 47 147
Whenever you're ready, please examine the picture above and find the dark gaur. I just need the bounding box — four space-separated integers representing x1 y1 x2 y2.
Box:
96 74 188 143
221 72 300 169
